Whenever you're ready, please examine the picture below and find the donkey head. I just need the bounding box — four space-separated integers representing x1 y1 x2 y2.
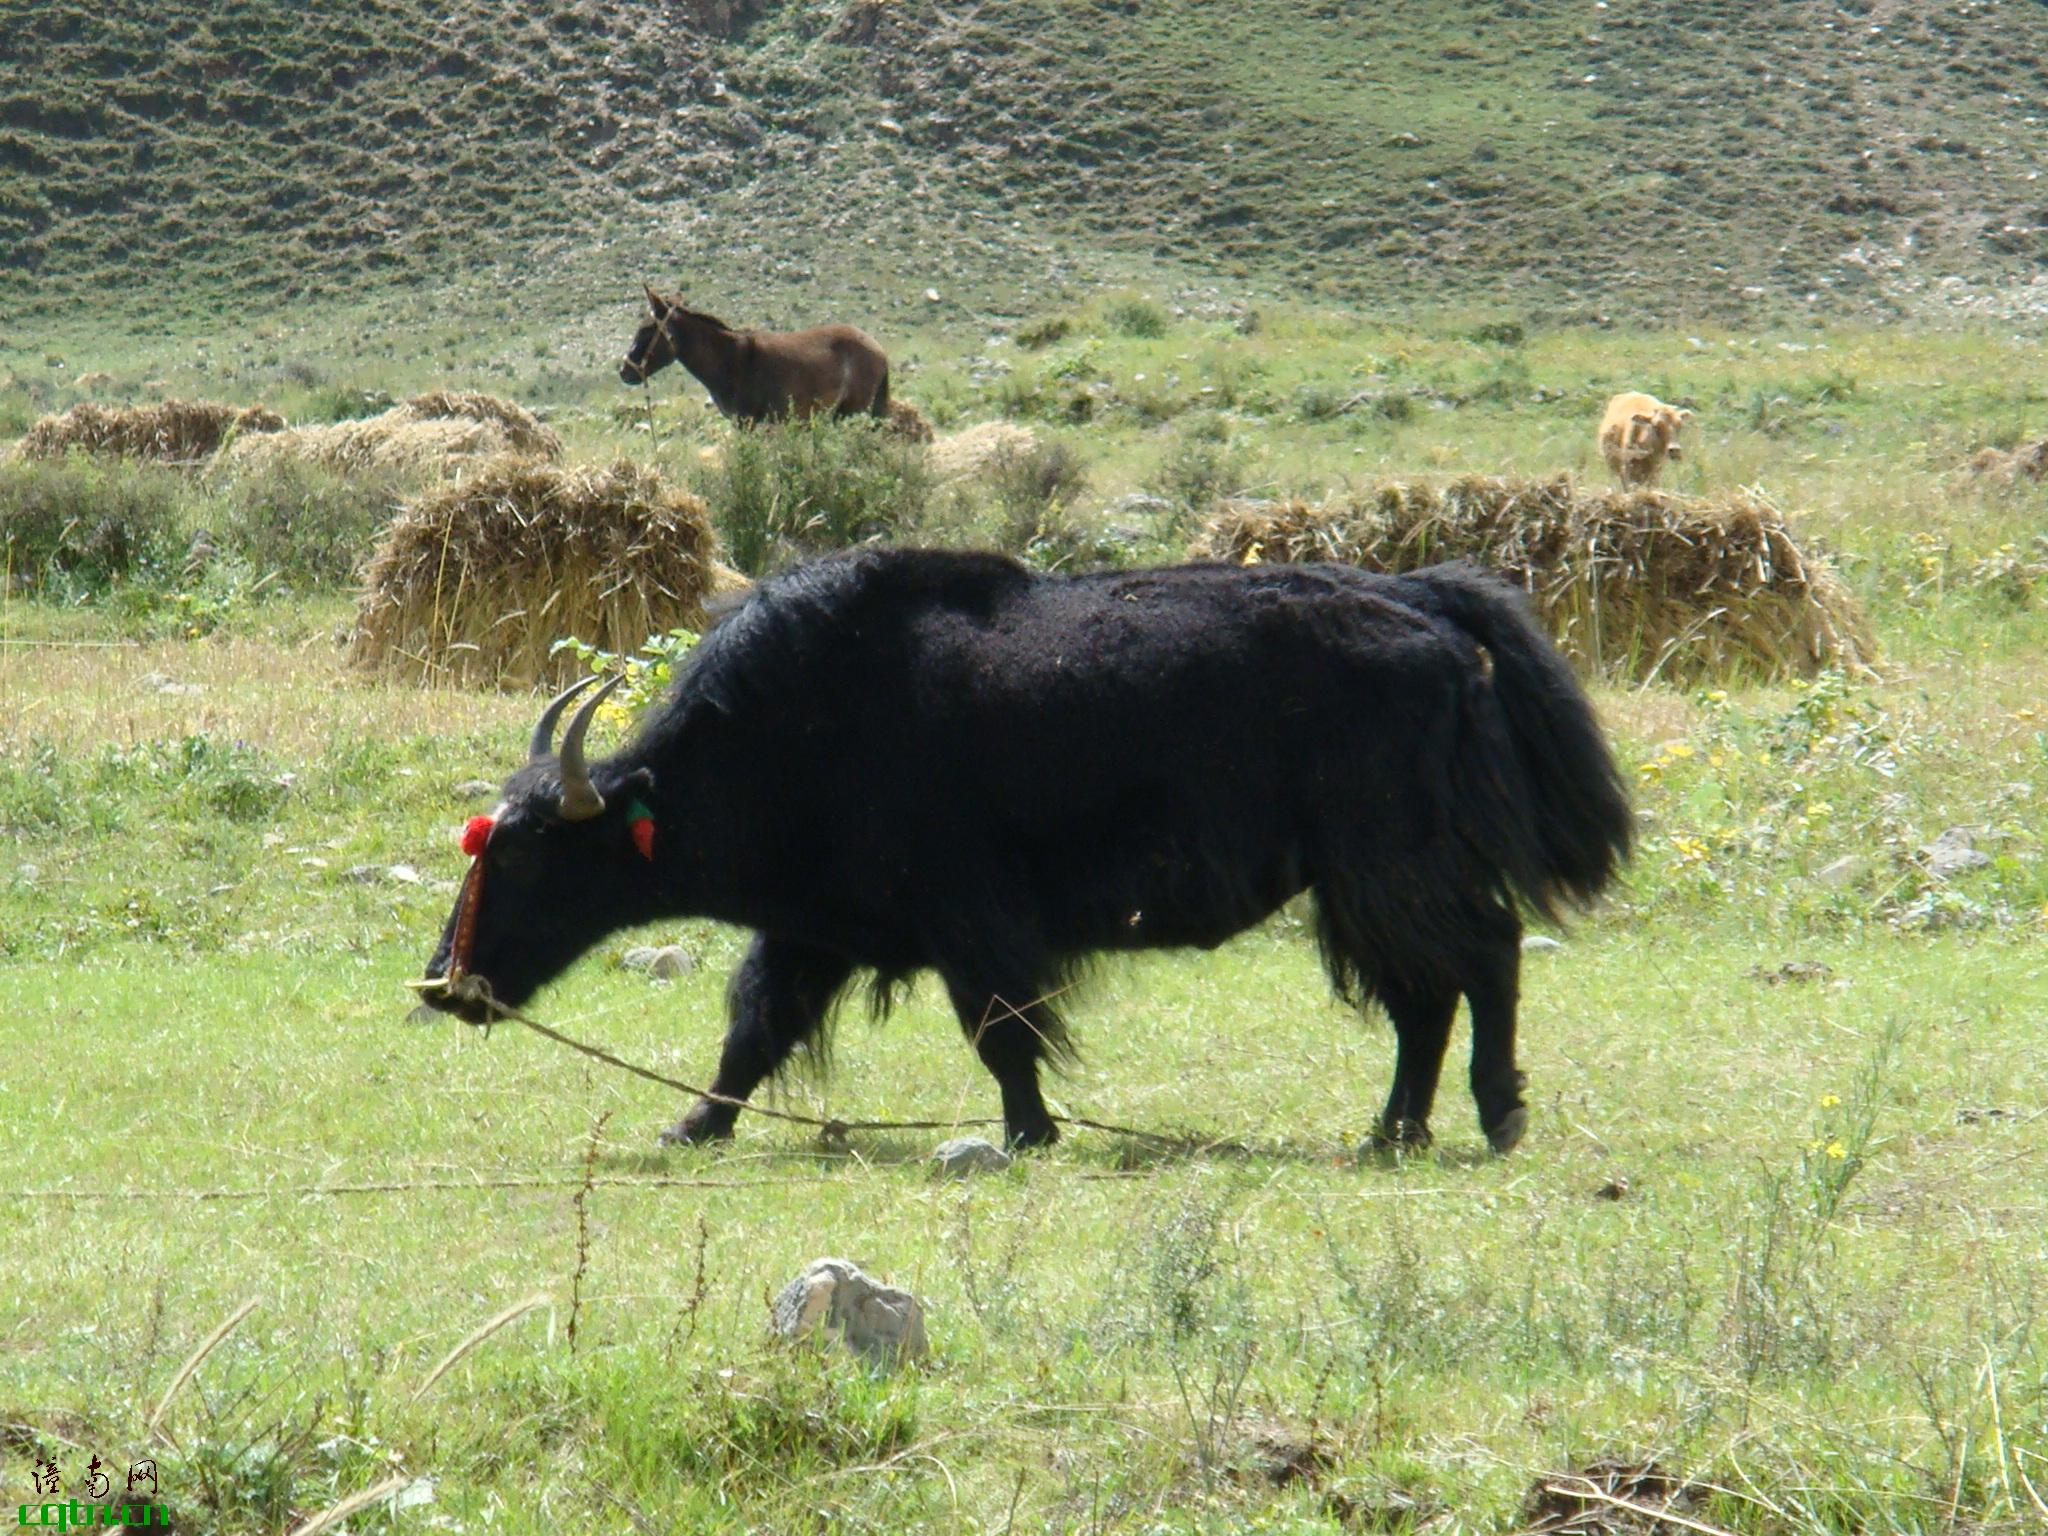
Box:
619 284 681 385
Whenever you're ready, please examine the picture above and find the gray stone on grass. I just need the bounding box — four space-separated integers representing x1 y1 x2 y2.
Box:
1521 935 1564 953
1921 827 1993 877
623 943 696 980
1816 855 1868 888
932 1136 1013 1177
771 1258 928 1367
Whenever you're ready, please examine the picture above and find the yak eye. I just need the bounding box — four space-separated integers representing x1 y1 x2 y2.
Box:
488 829 538 879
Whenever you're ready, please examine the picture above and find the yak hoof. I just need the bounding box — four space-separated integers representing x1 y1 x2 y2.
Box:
1369 1117 1433 1152
660 1103 737 1146
1485 1105 1529 1156
1007 1119 1060 1150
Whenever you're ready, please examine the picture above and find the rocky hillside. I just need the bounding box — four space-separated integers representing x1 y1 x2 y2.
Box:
4 0 2045 325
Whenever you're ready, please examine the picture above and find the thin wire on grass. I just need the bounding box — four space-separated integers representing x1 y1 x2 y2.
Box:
409 974 1262 1156
145 1296 260 1444
411 1293 551 1402
1 1173 848 1202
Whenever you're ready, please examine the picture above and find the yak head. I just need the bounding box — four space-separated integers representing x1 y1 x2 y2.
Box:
418 674 659 1024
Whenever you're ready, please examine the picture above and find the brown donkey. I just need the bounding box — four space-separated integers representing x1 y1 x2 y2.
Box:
619 286 892 425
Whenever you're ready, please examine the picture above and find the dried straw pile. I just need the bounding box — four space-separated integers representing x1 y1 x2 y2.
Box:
887 399 935 444
220 390 561 476
929 421 1038 482
1192 475 1877 684
12 399 284 464
347 457 747 688
1967 440 2048 483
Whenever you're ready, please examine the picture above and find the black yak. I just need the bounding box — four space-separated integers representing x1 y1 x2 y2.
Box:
418 549 1631 1154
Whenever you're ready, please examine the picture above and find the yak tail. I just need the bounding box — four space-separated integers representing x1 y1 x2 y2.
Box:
1416 561 1633 920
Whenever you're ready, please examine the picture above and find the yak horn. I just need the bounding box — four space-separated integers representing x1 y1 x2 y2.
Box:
530 675 600 762
557 673 626 821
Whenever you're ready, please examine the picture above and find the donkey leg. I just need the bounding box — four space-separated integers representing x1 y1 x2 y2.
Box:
942 973 1062 1148
1462 913 1530 1154
1370 973 1460 1150
662 932 853 1144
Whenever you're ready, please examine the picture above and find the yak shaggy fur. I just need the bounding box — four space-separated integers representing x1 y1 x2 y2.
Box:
424 549 1631 1154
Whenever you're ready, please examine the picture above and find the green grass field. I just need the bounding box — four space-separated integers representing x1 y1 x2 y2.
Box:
4 297 2048 1534
9 4 2048 1527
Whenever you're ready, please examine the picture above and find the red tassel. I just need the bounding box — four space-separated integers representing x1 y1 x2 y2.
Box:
629 816 656 861
460 815 496 858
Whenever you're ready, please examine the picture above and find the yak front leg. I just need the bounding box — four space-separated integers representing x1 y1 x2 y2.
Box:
942 973 1063 1149
661 932 853 1145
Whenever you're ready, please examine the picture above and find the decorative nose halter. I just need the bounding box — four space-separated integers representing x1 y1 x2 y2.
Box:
440 674 657 989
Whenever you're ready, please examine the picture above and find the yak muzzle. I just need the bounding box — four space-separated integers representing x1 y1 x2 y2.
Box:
408 971 499 1027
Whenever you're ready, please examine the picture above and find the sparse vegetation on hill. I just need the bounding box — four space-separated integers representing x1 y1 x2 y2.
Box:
5 0 2048 327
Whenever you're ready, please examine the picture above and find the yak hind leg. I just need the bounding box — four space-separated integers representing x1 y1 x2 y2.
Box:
661 932 854 1145
941 972 1065 1149
1369 973 1460 1151
1461 911 1529 1154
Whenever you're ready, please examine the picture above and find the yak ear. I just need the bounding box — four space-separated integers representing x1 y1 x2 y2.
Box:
1675 408 1694 424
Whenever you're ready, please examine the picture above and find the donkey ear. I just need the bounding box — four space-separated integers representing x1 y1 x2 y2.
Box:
643 283 666 313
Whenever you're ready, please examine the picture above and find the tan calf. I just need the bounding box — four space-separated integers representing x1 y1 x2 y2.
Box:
1598 392 1692 487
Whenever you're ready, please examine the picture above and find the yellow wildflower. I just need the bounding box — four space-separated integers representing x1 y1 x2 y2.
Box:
1820 1093 1840 1109
1825 1140 1847 1160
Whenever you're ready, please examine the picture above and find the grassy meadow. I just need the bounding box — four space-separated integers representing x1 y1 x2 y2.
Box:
4 301 2048 1535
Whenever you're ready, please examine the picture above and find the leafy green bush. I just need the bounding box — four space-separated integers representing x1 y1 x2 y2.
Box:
1103 294 1170 339
698 416 930 575
552 627 700 722
1150 432 1247 517
0 454 190 592
1013 314 1072 349
210 457 406 586
985 435 1089 550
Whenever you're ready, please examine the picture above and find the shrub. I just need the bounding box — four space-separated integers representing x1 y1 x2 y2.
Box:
0 454 189 592
211 457 409 586
1150 433 1247 517
699 416 930 575
552 626 700 723
1013 314 1072 349
985 437 1090 553
1103 295 1171 339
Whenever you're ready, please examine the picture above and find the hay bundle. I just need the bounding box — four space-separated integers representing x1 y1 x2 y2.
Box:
1967 439 2048 483
12 398 284 464
929 421 1038 482
399 390 562 456
886 399 935 444
347 457 747 688
1192 475 1877 684
220 390 561 476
